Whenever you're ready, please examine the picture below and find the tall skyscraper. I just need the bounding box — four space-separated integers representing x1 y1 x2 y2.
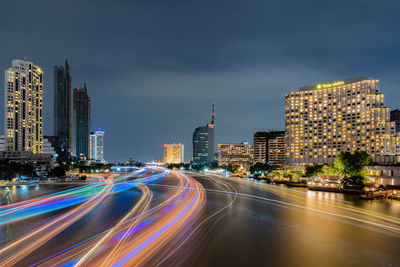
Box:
192 103 215 164
89 130 105 162
390 109 400 133
5 59 43 153
73 84 90 159
163 143 184 164
54 59 71 151
218 141 254 170
285 77 399 164
253 131 285 165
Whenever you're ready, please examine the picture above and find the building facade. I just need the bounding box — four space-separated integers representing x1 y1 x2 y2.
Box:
390 109 400 133
163 143 184 164
54 59 71 151
253 131 285 165
192 103 215 165
73 84 90 159
285 77 400 164
366 165 400 186
218 142 254 170
5 59 43 153
89 130 105 162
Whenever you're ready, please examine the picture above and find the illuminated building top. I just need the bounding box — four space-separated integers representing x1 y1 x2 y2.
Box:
299 76 373 91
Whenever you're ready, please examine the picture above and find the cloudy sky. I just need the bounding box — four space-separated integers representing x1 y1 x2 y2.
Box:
1 0 400 161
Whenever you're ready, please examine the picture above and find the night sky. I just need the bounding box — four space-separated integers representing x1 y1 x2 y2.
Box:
1 0 400 162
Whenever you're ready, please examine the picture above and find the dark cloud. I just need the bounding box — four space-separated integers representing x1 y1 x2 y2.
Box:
1 0 400 161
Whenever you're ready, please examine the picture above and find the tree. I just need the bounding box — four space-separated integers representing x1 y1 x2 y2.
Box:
305 164 323 177
333 151 373 188
226 164 240 173
249 163 277 175
334 151 373 178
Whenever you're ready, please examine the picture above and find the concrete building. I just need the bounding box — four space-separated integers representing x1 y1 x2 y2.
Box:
285 77 400 164
43 138 56 160
365 166 400 186
253 131 285 165
218 142 254 170
390 109 400 134
5 59 43 153
54 60 72 152
163 143 184 164
192 103 215 165
73 84 90 159
89 130 105 162
0 151 53 165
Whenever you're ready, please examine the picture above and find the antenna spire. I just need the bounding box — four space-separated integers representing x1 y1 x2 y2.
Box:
208 102 215 128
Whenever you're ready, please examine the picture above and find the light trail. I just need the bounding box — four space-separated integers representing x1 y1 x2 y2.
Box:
75 184 152 266
0 169 167 225
0 184 113 266
30 176 184 266
110 171 205 266
146 183 400 234
34 171 206 267
156 172 238 266
0 169 169 266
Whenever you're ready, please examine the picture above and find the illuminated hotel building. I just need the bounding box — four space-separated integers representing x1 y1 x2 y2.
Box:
4 59 43 153
285 77 400 164
89 130 105 162
163 143 184 164
218 142 254 170
253 131 286 165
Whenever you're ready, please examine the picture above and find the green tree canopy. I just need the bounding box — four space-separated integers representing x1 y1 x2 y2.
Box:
333 151 373 179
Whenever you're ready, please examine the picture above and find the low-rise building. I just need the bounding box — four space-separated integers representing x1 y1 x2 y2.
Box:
365 166 400 186
218 142 254 170
163 143 184 164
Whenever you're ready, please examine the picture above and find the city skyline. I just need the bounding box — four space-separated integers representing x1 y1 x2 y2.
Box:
1 1 400 266
2 1 400 161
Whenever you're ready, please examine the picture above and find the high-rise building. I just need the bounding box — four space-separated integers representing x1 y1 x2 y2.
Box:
390 109 400 133
218 141 254 170
285 77 400 164
163 143 184 164
253 131 285 165
89 130 105 162
54 59 71 151
192 103 215 165
73 84 90 159
5 59 43 153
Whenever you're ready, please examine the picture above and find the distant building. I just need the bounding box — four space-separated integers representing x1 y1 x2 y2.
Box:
73 84 90 159
163 143 184 164
4 59 43 153
192 103 215 165
391 109 400 133
43 138 56 160
285 77 400 164
0 151 53 165
89 130 105 162
218 142 254 170
54 60 72 151
253 131 285 165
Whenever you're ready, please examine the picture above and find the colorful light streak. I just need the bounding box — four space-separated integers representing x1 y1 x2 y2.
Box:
30 171 206 267
0 169 170 266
